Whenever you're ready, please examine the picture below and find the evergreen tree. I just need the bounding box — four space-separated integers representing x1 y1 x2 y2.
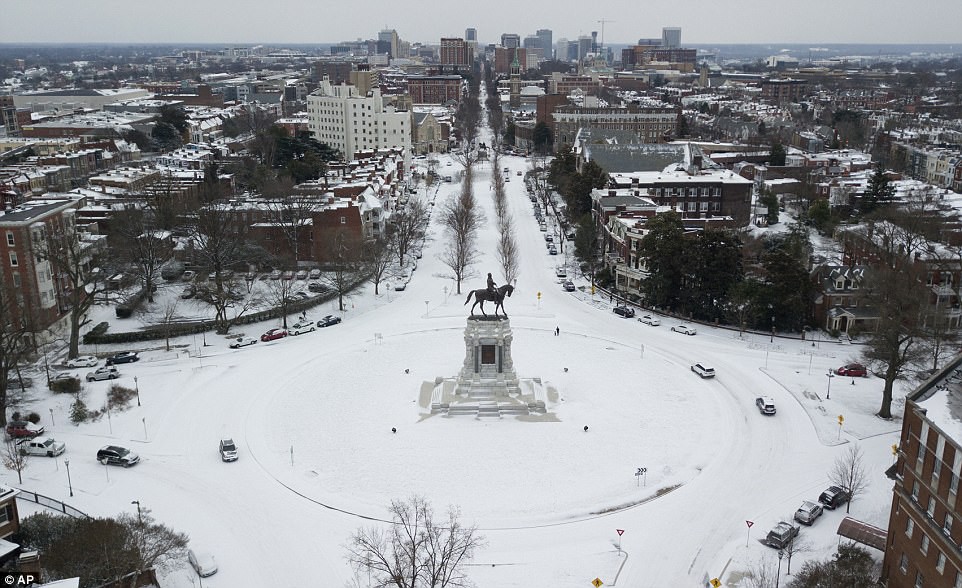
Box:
640 212 686 310
769 141 786 166
862 163 895 213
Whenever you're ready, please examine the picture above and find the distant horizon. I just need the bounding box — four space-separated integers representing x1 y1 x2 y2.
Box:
2 0 959 47
1 41 961 49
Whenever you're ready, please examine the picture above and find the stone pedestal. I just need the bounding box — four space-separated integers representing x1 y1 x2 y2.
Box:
425 316 552 418
455 316 520 397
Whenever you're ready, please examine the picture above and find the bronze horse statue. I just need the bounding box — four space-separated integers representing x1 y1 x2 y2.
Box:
464 284 514 317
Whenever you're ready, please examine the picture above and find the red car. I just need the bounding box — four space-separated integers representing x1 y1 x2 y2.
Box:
260 328 288 342
836 363 868 377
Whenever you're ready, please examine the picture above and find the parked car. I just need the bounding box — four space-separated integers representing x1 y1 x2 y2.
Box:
545 234 554 242
539 224 547 232
182 270 196 282
106 351 139 365
295 269 308 280
555 267 567 278
691 363 715 378
269 269 282 280
794 500 824 525
516 171 522 176
180 286 196 299
6 421 44 439
308 268 322 280
671 324 697 335
613 306 635 318
289 321 316 335
281 270 295 280
755 397 777 415
563 281 576 292
86 366 120 382
394 282 407 291
219 438 238 462
19 436 65 457
638 314 661 326
765 522 800 549
317 315 342 328
260 328 288 342
228 336 258 349
66 355 98 368
818 485 851 510
548 246 558 255
836 363 868 377
97 445 140 467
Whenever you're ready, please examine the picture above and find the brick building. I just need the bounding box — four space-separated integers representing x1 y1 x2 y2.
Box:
882 353 962 588
494 47 527 75
760 78 808 104
439 38 473 70
406 76 462 105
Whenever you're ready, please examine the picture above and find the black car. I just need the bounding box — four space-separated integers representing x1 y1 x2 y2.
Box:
106 351 139 365
317 315 342 328
818 485 851 510
613 306 635 318
97 445 140 467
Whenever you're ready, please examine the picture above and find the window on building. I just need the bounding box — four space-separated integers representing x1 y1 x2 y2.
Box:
921 533 929 554
5 232 13 246
913 481 920 502
916 571 923 588
928 497 937 519
937 552 946 574
900 553 909 573
946 513 954 536
340 216 346 225
907 518 915 537
955 571 962 588
8 252 17 267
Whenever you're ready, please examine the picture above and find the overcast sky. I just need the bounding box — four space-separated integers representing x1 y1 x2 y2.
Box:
3 0 960 46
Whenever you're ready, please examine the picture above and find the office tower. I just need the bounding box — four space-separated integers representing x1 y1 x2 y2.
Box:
662 27 681 49
465 28 477 42
378 28 400 58
537 29 553 59
501 33 520 49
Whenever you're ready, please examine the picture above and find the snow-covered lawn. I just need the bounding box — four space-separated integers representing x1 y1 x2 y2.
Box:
7 146 911 587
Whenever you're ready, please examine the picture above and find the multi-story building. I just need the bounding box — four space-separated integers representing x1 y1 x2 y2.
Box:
537 29 553 60
662 27 681 48
306 79 411 161
0 197 86 331
760 78 808 104
881 354 962 587
407 76 462 105
551 104 678 148
439 38 473 70
378 29 400 59
500 33 520 49
494 47 527 75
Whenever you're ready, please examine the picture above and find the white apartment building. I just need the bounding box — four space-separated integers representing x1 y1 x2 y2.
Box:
307 79 411 161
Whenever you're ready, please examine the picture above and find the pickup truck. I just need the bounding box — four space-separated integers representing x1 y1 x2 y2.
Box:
19 436 65 457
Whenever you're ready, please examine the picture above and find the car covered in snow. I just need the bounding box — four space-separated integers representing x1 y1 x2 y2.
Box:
613 306 635 318
228 336 258 349
66 355 98 368
6 421 45 439
289 321 316 335
818 485 851 510
794 500 824 525
638 314 661 326
764 521 799 549
671 324 697 336
19 436 65 457
86 366 120 382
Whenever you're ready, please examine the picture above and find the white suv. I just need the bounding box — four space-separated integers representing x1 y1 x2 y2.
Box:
288 321 316 335
691 363 715 378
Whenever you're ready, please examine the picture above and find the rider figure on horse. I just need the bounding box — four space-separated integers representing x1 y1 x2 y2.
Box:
487 273 498 298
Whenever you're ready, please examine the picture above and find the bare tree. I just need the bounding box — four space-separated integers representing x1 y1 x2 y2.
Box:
189 202 253 334
38 218 109 358
743 558 778 588
155 299 181 352
437 181 484 294
829 445 870 514
497 216 520 285
0 280 33 425
2 439 28 484
261 276 298 329
390 200 431 268
346 495 484 588
320 229 368 312
263 182 318 267
119 507 189 575
109 207 174 303
782 534 810 576
365 237 394 295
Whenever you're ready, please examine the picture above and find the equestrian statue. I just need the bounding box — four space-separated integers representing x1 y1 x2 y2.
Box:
464 273 514 317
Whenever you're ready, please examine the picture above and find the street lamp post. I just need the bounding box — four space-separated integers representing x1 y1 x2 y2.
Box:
134 376 141 407
827 369 834 400
770 314 775 343
131 500 142 526
64 458 73 497
424 300 429 317
776 549 784 588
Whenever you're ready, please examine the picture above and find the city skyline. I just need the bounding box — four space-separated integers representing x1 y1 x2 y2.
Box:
2 0 960 46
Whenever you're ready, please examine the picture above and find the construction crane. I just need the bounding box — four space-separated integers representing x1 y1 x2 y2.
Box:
597 19 615 54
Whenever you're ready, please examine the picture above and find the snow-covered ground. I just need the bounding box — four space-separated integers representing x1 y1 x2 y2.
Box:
8 140 912 587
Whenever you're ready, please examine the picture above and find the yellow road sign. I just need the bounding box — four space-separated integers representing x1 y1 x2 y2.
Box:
710 579 722 588
538 291 542 299
892 444 899 455
592 578 603 587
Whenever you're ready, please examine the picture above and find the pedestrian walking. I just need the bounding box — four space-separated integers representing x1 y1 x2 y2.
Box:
555 326 560 336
